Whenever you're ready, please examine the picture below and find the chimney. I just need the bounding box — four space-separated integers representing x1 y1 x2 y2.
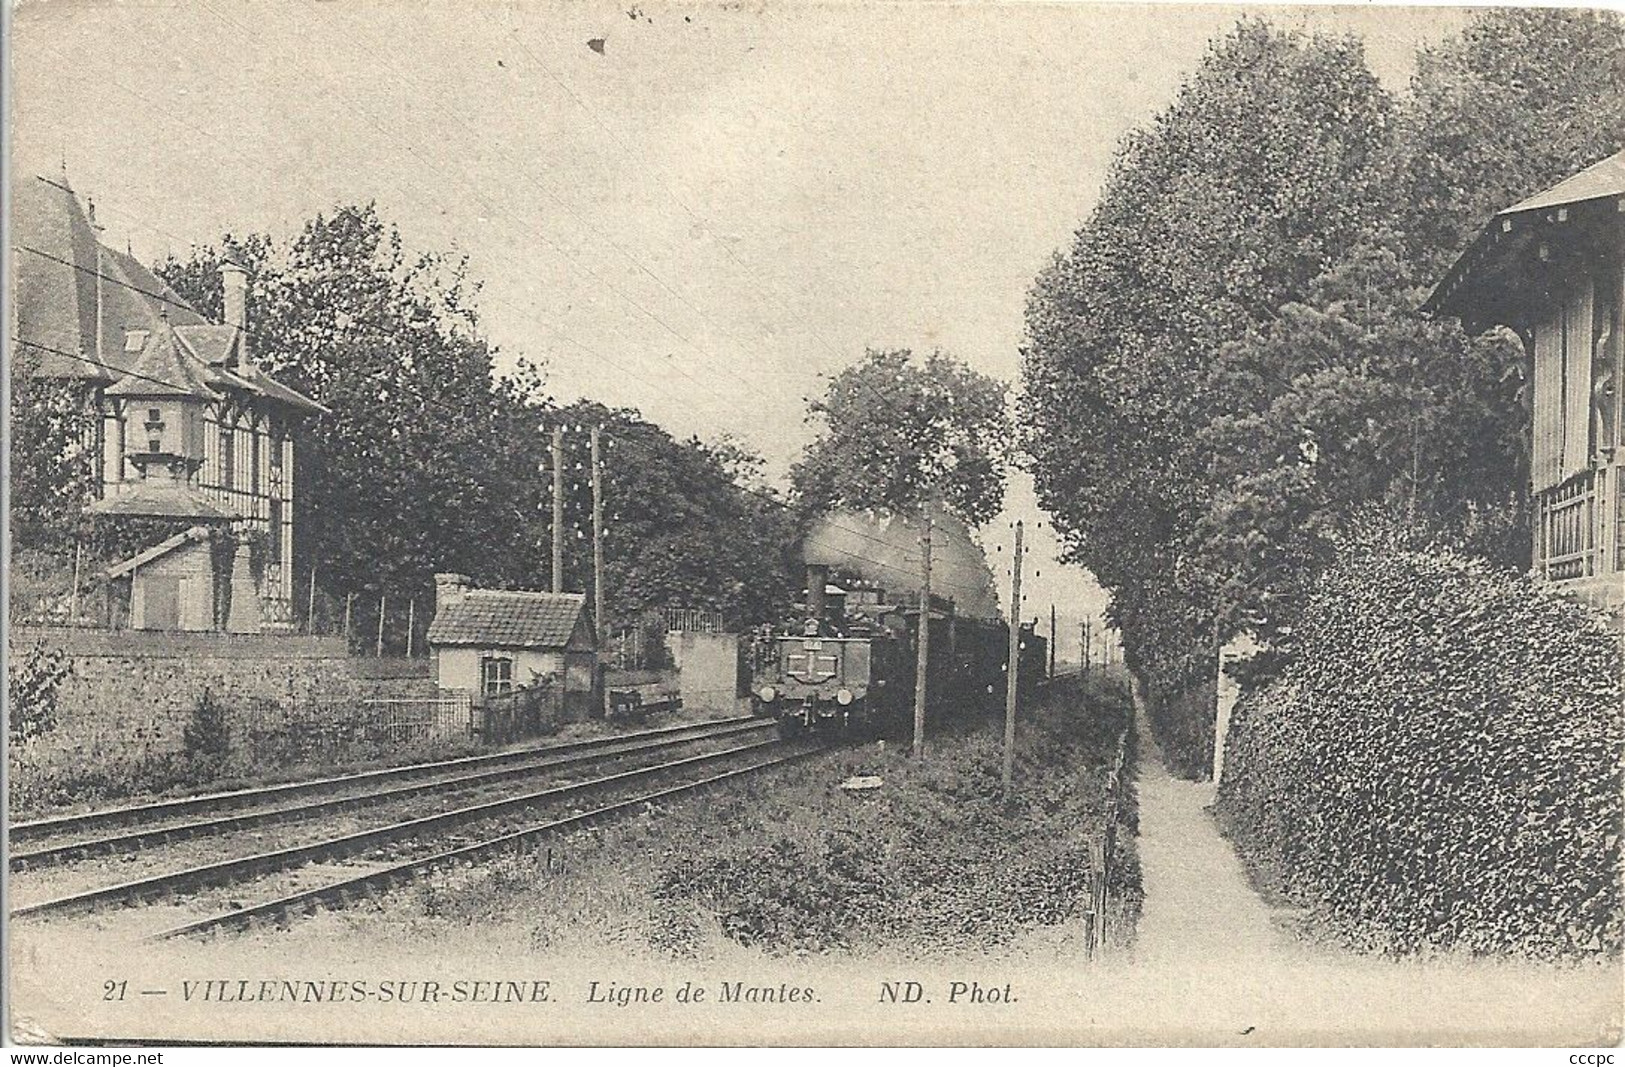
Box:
806 563 829 622
220 258 252 375
435 572 472 612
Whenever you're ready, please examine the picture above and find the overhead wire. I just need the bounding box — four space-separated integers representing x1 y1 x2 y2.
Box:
23 200 1004 611
24 13 1027 613
12 336 193 395
194 0 762 425
18 53 686 421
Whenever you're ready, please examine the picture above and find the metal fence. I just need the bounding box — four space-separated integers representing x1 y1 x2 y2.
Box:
359 693 476 744
659 607 726 634
235 690 474 766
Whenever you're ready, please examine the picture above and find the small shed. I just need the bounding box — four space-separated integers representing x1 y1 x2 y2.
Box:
105 525 223 632
426 574 597 711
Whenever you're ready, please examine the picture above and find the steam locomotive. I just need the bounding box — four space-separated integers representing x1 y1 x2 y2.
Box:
750 562 1046 738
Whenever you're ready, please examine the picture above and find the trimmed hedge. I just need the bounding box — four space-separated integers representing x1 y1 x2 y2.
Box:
1216 544 1622 958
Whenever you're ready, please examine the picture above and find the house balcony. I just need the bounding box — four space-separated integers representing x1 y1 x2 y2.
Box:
1536 459 1625 617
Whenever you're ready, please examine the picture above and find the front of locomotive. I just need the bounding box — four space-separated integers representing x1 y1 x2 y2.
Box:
753 565 873 737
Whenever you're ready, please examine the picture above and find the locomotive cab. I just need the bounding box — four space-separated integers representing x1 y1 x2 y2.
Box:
758 624 873 736
754 565 878 736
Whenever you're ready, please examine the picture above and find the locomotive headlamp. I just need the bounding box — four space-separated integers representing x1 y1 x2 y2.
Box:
836 688 854 706
803 618 821 636
758 686 777 703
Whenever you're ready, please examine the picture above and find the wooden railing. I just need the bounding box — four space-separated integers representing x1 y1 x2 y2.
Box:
1086 728 1131 958
1537 463 1620 582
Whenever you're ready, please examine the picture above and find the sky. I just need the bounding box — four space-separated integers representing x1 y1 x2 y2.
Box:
10 0 1471 659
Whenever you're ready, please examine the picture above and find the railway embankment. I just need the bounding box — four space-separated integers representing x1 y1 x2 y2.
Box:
375 674 1139 961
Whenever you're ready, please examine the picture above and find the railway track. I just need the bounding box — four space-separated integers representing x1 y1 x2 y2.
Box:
10 716 773 871
10 728 818 936
147 744 816 942
12 714 762 852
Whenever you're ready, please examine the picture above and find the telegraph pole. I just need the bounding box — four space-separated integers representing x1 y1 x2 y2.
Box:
1002 520 1024 804
1083 618 1092 674
1048 603 1057 679
912 509 933 759
551 425 565 593
590 426 605 644
591 425 607 717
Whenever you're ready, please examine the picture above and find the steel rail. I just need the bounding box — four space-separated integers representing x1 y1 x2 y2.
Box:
10 718 774 871
10 737 782 922
11 713 754 845
149 745 818 941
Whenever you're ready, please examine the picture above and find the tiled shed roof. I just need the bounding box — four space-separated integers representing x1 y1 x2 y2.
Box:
427 590 587 649
105 525 214 578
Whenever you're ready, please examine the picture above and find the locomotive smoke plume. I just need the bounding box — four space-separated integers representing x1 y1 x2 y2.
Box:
802 507 1002 621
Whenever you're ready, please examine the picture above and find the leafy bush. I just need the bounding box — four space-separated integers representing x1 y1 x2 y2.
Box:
183 687 233 765
8 639 71 745
1215 542 1623 958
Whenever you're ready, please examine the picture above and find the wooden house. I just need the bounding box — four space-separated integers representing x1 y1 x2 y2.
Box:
1427 150 1624 613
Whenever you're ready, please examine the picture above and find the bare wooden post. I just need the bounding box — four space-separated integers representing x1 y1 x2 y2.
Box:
377 594 386 657
306 566 318 634
1002 520 1024 804
343 592 354 642
1090 837 1107 956
406 597 416 658
69 541 83 623
552 425 565 594
912 508 933 759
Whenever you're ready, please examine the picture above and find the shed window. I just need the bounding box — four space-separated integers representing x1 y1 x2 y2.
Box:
481 655 514 697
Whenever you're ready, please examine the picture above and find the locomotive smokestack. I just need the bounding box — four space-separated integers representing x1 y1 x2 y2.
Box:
806 563 829 620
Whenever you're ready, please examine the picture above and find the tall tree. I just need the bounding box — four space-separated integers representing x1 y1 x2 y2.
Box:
1397 9 1625 279
8 345 98 553
160 206 535 602
1022 20 1396 700
1191 235 1527 643
1197 8 1625 643
1022 10 1624 776
555 404 798 629
791 348 1012 526
161 210 797 629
